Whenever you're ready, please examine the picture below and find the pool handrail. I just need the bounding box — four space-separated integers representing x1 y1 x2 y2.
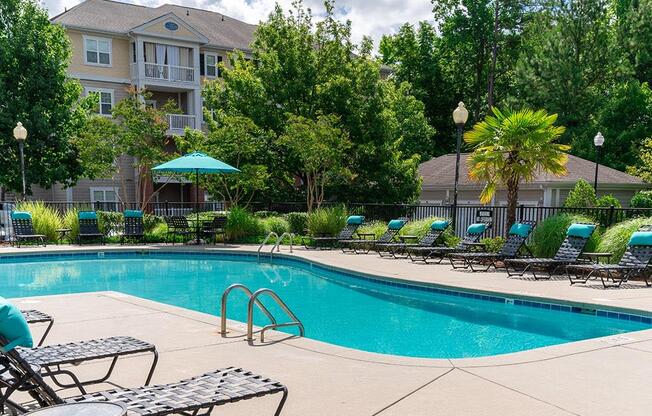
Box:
258 232 278 261
219 284 277 336
272 232 294 254
246 288 304 343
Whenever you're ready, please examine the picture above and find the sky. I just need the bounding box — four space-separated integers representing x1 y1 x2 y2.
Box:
42 0 434 48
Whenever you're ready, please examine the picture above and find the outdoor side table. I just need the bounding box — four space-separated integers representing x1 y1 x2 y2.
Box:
398 235 419 243
55 228 72 245
356 233 376 240
581 252 613 264
25 402 126 416
465 242 487 252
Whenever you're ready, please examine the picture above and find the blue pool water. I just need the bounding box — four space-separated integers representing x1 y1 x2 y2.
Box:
0 252 649 358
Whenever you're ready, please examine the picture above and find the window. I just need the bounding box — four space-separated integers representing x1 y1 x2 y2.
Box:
90 187 118 203
84 36 112 66
86 88 114 116
204 53 223 78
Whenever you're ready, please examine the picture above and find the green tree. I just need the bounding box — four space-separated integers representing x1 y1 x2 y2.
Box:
278 114 351 211
627 137 652 182
563 179 597 208
616 0 652 84
178 113 273 207
0 0 87 194
465 108 569 229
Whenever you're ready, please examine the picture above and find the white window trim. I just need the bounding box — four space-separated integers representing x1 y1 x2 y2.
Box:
83 35 112 67
204 53 221 78
85 87 114 117
90 187 119 202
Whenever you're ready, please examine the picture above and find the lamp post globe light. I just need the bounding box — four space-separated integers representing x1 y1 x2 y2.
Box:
452 102 469 231
593 132 604 193
13 122 27 200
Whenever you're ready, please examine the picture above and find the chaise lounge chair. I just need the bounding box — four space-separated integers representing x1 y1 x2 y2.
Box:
11 212 45 248
0 298 158 396
77 211 105 245
505 223 597 279
376 219 450 259
20 310 53 347
340 218 407 254
301 215 365 250
448 221 536 271
202 215 228 245
407 222 489 263
121 210 145 244
164 216 193 245
566 225 652 288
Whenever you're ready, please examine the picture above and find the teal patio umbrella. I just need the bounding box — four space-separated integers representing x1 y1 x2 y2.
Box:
152 151 240 243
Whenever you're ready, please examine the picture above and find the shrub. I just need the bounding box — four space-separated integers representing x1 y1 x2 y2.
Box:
597 217 652 262
630 191 652 208
226 207 264 242
261 216 290 235
531 213 600 258
286 212 309 234
62 208 80 241
400 217 456 245
306 206 347 236
480 236 506 253
563 179 597 208
146 222 170 243
254 210 279 218
143 214 163 233
14 201 62 242
97 211 123 236
357 221 388 238
596 194 622 208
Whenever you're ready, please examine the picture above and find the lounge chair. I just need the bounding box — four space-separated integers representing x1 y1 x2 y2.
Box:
407 222 489 263
340 218 408 254
505 223 597 279
20 310 53 347
376 219 450 259
567 226 652 288
0 338 287 416
448 220 536 271
0 298 158 396
121 210 145 244
10 212 45 248
77 211 105 245
202 215 228 245
301 215 365 250
164 216 193 245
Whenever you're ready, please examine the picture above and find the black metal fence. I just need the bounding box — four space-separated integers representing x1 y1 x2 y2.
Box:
1 200 651 239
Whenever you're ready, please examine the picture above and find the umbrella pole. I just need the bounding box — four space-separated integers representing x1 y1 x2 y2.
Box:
196 168 200 243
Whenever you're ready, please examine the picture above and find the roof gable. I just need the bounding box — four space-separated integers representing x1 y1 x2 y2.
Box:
130 12 209 44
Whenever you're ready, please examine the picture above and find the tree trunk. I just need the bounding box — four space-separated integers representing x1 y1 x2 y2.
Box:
487 0 500 110
506 175 519 234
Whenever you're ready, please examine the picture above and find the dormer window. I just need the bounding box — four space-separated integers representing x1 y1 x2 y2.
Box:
84 36 112 66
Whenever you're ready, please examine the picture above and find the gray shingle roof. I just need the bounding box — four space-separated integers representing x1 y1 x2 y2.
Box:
51 0 256 51
419 153 646 188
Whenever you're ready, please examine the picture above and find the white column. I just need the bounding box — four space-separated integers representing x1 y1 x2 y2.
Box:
135 38 145 89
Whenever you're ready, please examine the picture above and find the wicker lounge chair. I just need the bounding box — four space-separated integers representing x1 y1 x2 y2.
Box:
407 222 489 263
301 215 365 250
0 341 287 416
11 212 45 248
505 223 597 279
448 221 536 271
376 219 450 259
164 216 193 245
77 211 105 245
340 218 408 254
20 310 53 347
121 210 145 244
566 226 652 288
202 215 228 244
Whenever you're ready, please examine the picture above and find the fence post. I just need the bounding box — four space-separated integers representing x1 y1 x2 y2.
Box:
519 204 524 222
608 205 615 227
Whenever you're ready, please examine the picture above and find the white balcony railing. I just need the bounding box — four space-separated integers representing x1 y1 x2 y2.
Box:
168 114 196 133
144 63 195 82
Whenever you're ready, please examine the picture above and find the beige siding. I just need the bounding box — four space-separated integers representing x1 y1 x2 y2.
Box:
80 80 130 104
141 20 199 39
67 30 131 80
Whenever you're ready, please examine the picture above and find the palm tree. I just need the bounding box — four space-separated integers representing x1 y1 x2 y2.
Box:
465 108 569 231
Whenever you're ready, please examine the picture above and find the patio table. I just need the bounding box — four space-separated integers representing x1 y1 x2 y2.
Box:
581 252 613 264
25 402 126 416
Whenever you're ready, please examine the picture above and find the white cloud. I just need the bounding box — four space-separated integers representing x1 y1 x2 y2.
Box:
42 0 434 48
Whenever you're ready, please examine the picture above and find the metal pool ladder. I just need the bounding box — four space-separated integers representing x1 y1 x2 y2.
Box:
219 284 304 343
257 232 294 261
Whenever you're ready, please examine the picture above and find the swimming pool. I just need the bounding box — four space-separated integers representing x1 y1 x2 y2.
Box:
0 252 650 358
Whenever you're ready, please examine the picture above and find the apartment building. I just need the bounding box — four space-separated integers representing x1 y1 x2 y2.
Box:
30 0 256 205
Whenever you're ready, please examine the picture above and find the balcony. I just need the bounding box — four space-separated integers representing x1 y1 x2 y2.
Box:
144 63 195 83
167 114 196 135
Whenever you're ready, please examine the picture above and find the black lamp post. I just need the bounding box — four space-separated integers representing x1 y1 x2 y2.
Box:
13 122 27 200
593 132 604 194
452 102 469 231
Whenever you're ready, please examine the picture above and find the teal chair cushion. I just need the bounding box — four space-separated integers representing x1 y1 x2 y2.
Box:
388 219 407 230
430 220 450 231
629 231 652 246
467 223 487 235
567 223 596 239
79 211 98 220
508 223 532 238
124 210 143 218
0 297 33 352
346 215 364 225
11 211 32 220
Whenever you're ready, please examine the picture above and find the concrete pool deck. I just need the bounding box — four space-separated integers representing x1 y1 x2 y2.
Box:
4 243 652 415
